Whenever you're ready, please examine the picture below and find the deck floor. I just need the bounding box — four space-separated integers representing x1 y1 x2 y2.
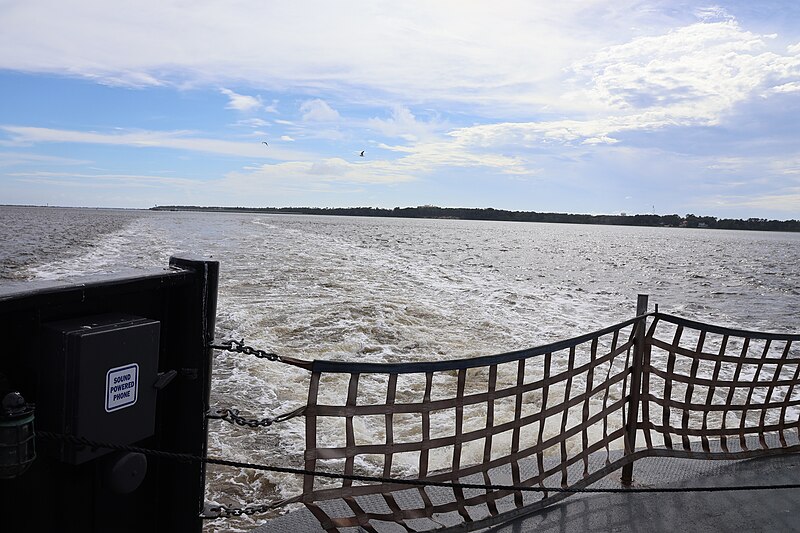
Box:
252 452 800 532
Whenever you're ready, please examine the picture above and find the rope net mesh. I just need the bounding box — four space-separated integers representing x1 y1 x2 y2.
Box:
642 314 800 456
301 319 638 531
292 313 800 532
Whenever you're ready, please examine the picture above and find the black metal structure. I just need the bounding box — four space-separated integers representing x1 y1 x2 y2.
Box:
0 255 218 532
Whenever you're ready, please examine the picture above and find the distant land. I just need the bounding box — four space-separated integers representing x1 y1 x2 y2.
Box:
150 205 800 232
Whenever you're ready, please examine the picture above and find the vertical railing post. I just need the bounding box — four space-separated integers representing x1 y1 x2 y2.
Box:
163 255 219 530
621 294 648 485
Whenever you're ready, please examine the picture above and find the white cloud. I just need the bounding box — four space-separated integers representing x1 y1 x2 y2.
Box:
569 21 800 123
280 135 295 142
380 134 535 177
582 136 620 145
236 118 269 128
769 81 800 94
709 190 800 213
223 158 416 191
367 106 443 142
6 1 793 124
219 125 539 193
693 6 735 23
771 158 800 176
432 20 800 147
447 117 631 147
0 0 654 110
264 100 279 113
10 171 198 188
220 88 263 112
300 99 340 122
0 125 309 159
0 151 90 167
90 71 164 88
2 1 795 124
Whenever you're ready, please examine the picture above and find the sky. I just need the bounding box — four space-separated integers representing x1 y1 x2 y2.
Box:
1 1 799 219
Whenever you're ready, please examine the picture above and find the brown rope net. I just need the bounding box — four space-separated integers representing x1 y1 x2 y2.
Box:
296 313 800 532
641 314 800 457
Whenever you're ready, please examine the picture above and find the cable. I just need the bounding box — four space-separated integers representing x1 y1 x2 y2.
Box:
35 431 800 495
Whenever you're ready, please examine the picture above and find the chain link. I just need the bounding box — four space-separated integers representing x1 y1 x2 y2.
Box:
207 339 306 430
207 408 275 428
203 501 283 519
208 405 306 428
206 338 292 518
209 338 282 362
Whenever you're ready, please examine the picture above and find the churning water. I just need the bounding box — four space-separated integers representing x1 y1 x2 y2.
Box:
2 206 799 531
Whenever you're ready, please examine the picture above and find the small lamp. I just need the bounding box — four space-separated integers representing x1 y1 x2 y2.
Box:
0 391 36 478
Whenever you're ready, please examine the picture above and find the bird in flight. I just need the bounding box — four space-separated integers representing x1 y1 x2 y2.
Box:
262 141 269 146
359 150 365 157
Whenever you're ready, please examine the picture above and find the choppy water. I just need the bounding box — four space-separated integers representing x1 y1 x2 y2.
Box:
2 206 799 531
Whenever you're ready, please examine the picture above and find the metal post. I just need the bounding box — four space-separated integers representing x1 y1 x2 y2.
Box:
621 294 648 485
163 255 219 530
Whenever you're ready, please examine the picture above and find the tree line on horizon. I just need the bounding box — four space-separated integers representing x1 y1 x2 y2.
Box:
150 205 800 232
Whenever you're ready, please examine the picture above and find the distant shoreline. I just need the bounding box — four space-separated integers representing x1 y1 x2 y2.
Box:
149 205 800 232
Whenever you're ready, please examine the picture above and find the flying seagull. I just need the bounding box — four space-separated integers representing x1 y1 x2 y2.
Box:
359 150 365 157
262 141 269 146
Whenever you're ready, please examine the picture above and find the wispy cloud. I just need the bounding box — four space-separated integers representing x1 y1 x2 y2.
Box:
693 5 735 23
2 1 796 120
264 99 279 113
234 118 270 130
768 81 800 94
367 106 444 142
10 170 199 188
0 1 649 109
300 99 340 122
708 189 800 213
437 20 800 149
88 71 164 88
568 20 800 124
222 158 417 194
0 125 308 159
0 151 91 167
220 88 263 112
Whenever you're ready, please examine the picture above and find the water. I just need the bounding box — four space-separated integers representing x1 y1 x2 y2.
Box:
2 206 799 531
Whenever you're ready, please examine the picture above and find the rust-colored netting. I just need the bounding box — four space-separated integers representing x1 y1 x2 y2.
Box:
641 314 800 456
301 318 639 532
294 314 800 532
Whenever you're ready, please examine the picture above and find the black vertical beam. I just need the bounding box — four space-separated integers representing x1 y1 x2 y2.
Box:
621 294 648 485
160 255 218 530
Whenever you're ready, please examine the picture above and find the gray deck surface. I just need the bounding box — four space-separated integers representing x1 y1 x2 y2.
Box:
488 453 800 533
252 452 800 532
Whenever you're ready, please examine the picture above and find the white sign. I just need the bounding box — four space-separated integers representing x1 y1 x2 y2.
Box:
105 363 139 412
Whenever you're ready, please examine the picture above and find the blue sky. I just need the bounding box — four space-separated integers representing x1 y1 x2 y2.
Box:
1 1 799 219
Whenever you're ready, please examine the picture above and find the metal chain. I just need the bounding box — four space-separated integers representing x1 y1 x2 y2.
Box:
207 408 276 428
207 405 306 428
209 338 282 362
203 501 287 519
